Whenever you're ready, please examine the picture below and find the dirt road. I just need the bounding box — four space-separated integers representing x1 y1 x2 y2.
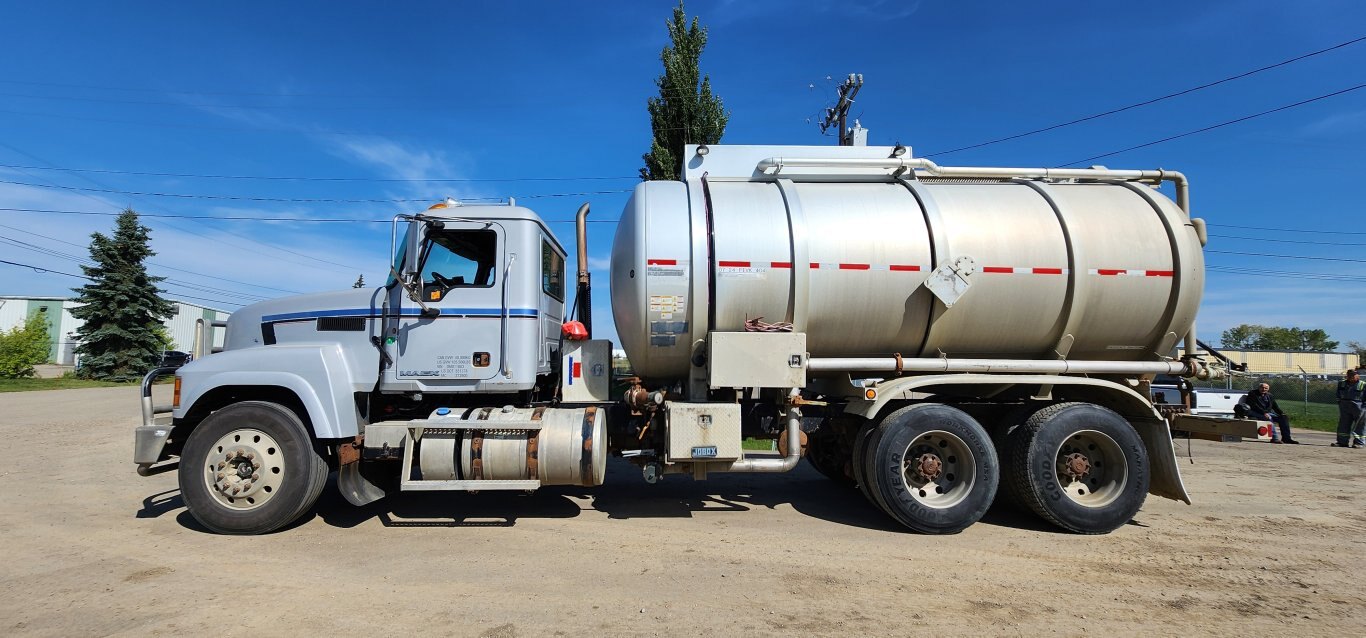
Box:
2 386 1364 636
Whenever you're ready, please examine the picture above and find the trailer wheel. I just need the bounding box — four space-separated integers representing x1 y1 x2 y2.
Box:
178 401 327 535
868 404 998 534
805 426 854 487
1003 402 1148 534
850 420 885 510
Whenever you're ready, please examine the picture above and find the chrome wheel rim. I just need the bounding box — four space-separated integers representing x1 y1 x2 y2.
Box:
202 428 286 510
901 430 976 509
1053 429 1127 508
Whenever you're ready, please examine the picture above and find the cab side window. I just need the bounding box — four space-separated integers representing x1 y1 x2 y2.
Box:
542 240 564 301
420 230 497 289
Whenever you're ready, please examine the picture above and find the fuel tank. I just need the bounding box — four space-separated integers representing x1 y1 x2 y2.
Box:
610 145 1203 381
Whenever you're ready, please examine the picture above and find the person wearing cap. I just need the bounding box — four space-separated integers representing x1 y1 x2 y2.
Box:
1239 382 1298 444
1334 369 1366 448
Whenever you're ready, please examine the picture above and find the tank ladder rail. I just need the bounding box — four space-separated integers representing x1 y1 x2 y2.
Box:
370 419 545 491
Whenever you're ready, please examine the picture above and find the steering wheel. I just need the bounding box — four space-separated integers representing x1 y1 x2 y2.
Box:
430 271 459 290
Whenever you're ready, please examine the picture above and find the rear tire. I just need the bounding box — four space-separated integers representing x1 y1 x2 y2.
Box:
867 404 998 534
1002 402 1149 534
178 401 327 535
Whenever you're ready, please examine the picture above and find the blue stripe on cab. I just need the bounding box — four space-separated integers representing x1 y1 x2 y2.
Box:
261 307 539 323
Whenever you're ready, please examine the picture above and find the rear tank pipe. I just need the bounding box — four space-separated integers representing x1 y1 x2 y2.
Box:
726 389 803 473
575 202 592 337
806 357 1191 376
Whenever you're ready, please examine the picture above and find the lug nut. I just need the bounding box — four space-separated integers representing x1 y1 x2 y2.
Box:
251 473 260 481
245 453 255 461
241 481 252 491
216 472 225 480
225 453 233 461
231 487 240 495
217 462 226 470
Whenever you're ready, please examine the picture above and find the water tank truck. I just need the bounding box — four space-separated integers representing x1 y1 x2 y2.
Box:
134 144 1219 536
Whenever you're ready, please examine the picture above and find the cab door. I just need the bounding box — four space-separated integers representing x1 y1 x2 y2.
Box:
392 221 506 381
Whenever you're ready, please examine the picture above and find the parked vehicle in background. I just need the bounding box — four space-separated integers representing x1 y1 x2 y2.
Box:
157 350 191 369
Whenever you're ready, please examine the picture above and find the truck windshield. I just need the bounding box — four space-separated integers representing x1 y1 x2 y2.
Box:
419 229 498 288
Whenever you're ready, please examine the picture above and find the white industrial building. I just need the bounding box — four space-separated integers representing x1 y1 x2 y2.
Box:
0 295 229 365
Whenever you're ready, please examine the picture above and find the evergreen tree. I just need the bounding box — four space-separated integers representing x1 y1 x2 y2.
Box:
71 209 175 381
640 1 728 181
353 274 365 288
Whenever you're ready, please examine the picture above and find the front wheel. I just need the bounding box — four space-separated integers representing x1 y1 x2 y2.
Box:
178 401 327 535
1003 402 1149 534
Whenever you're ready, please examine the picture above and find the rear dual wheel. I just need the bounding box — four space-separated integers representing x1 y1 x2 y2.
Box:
857 404 998 534
1002 402 1148 534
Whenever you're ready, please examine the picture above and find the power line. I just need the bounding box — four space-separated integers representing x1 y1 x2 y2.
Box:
1209 223 1366 236
0 162 637 183
1057 83 1366 167
924 34 1366 158
0 257 243 308
0 78 726 100
1206 265 1366 283
0 178 633 203
1206 249 1366 264
1208 233 1366 247
0 207 620 225
0 221 303 296
0 233 279 300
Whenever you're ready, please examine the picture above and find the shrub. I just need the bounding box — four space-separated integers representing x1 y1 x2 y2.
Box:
0 312 52 378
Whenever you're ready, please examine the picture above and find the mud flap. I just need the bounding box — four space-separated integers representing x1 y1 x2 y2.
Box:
1132 417 1190 504
338 462 387 506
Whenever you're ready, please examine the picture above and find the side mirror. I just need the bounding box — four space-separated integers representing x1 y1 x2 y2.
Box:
402 219 424 281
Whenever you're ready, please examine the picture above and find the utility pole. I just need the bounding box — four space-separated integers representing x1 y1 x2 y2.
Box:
819 73 864 145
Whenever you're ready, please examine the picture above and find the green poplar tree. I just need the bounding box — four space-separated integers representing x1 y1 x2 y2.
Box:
641 1 729 181
71 209 175 381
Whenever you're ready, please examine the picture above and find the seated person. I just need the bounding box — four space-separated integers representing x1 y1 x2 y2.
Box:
1238 382 1298 444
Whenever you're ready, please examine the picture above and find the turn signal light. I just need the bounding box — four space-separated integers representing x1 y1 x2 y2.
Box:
173 376 182 408
864 388 877 400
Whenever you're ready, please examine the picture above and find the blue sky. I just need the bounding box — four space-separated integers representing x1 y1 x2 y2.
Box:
1 1 1363 349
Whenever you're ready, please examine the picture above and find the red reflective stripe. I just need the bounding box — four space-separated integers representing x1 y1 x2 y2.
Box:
572 362 582 378
718 260 750 268
1097 269 1126 276
1145 270 1175 277
839 263 870 270
982 266 1012 274
647 259 676 266
889 264 921 272
809 262 821 269
1033 267 1064 275
771 261 792 269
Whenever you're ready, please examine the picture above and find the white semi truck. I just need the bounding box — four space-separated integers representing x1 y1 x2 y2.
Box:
135 144 1227 536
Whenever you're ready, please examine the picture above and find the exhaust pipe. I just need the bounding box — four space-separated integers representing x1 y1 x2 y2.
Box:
575 202 592 337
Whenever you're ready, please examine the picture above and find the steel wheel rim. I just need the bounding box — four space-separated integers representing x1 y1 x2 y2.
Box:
1052 429 1127 508
901 429 976 509
202 428 287 511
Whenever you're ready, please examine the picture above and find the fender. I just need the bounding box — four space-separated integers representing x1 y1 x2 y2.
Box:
174 343 361 439
845 373 1190 505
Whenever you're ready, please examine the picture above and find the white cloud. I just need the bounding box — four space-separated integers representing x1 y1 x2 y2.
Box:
1301 109 1366 137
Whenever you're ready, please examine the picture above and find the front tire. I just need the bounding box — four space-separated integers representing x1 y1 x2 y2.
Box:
178 401 327 535
1002 402 1149 534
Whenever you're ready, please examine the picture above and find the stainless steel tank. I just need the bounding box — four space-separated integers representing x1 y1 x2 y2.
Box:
610 145 1204 380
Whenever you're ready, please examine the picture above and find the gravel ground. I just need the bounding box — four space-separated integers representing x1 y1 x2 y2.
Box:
2 386 1364 636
